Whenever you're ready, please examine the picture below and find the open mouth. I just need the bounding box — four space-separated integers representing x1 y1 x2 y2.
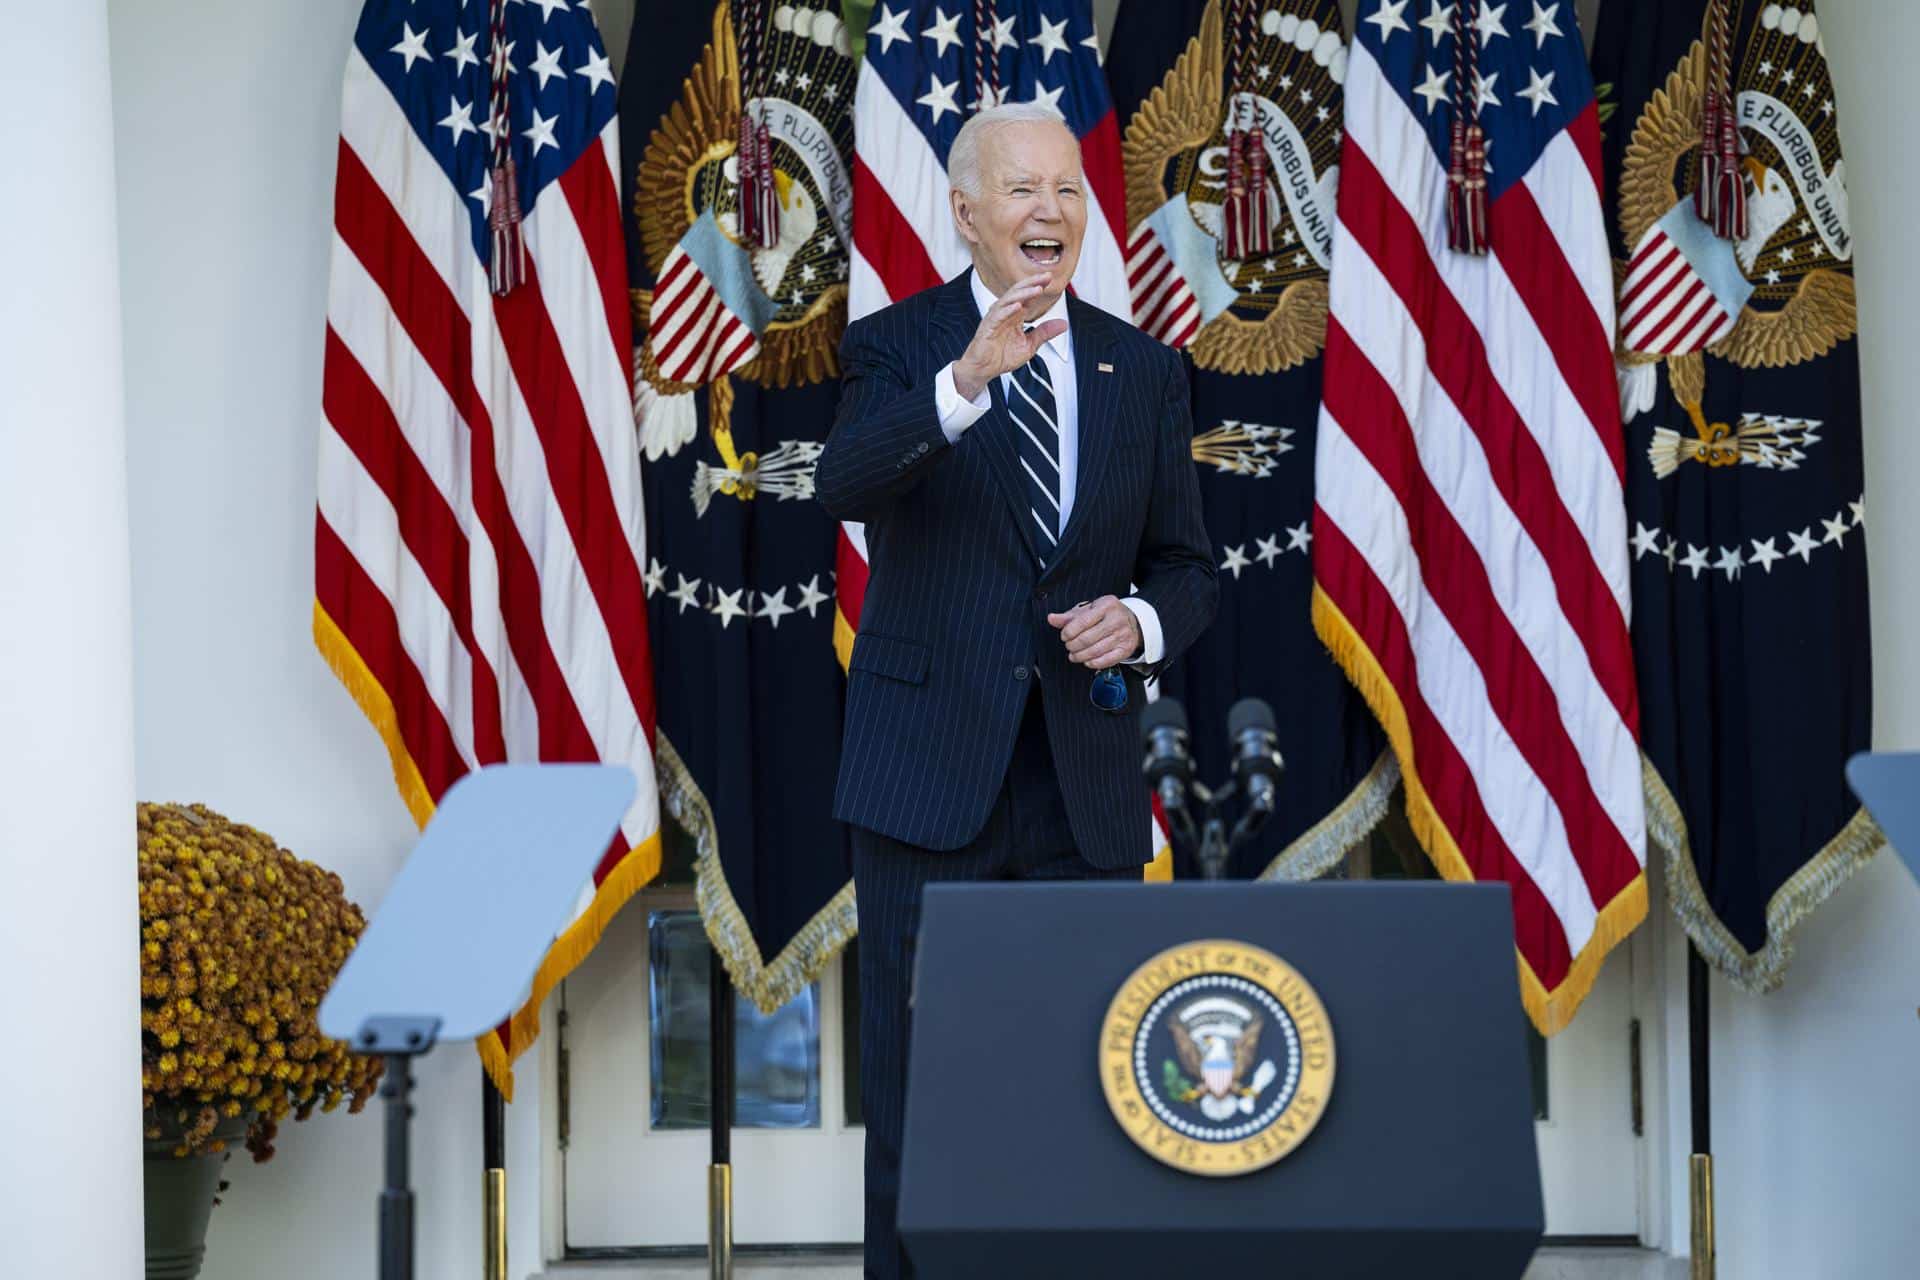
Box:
1021 238 1064 267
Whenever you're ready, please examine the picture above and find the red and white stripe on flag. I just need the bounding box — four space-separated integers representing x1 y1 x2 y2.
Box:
1311 22 1647 1035
1126 222 1203 350
650 241 763 385
314 7 661 1097
1617 221 1740 356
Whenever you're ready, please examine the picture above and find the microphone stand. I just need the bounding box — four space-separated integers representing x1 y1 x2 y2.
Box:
1199 803 1233 881
1161 779 1267 881
1146 697 1280 881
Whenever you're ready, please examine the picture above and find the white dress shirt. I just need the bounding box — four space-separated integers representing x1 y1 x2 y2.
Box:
931 271 1165 666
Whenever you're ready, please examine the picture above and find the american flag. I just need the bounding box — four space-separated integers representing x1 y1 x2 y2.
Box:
314 0 660 1094
1312 0 1647 1033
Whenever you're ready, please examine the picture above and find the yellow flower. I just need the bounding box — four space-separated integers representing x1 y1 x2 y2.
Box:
138 802 382 1162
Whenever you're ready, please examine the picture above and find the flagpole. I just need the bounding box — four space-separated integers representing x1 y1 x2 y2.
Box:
1687 946 1715 1280
482 1075 507 1280
709 947 735 1280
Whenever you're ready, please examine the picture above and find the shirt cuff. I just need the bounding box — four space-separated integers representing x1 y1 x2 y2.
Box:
934 361 991 443
1120 597 1164 666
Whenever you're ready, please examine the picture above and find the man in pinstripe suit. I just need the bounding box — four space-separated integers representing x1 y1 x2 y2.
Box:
817 103 1217 1278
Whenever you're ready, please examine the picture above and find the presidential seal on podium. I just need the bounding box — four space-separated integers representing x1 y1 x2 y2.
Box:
1099 939 1335 1177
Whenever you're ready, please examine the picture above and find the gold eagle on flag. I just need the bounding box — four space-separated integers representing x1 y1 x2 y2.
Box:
632 0 853 400
1616 3 1856 474
1122 0 1345 374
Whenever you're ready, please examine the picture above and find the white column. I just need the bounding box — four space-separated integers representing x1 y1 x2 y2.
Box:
0 1 143 1274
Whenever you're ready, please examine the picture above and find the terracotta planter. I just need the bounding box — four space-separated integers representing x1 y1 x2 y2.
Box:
142 1109 250 1280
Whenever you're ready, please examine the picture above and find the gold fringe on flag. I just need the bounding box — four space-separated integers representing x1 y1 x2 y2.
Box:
1644 758 1882 995
832 605 857 673
657 731 857 1014
1143 842 1174 881
314 599 663 1100
490 828 662 1099
1311 586 1648 1036
1260 749 1400 883
312 601 436 830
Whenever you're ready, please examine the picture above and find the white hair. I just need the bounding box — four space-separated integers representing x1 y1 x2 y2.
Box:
947 102 1077 197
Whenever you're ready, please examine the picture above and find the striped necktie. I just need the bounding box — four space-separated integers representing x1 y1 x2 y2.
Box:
1006 330 1061 557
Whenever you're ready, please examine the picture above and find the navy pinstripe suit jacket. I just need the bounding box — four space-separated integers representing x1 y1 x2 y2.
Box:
816 270 1217 867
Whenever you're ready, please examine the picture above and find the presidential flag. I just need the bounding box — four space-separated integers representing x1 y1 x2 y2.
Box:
1313 0 1648 1034
838 0 1131 670
622 1 859 1012
1108 0 1395 882
1593 0 1878 992
316 0 660 1095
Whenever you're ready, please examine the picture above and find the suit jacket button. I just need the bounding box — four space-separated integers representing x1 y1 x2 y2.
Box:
916 441 930 455
1013 665 1029 681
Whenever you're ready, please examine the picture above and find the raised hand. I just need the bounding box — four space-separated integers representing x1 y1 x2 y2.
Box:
952 272 1069 402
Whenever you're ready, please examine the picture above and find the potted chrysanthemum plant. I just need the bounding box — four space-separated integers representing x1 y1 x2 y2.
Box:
138 803 382 1279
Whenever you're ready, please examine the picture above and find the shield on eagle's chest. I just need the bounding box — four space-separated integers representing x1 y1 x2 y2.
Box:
1202 1038 1235 1097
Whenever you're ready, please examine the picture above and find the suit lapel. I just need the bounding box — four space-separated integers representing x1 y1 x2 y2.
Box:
933 270 1045 567
1054 295 1118 567
927 271 976 353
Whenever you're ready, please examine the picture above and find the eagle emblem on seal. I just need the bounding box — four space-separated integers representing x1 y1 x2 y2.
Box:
1100 940 1335 1176
1166 997 1281 1121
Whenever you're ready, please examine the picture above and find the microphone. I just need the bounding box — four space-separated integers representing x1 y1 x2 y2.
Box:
1228 698 1285 822
1139 698 1193 819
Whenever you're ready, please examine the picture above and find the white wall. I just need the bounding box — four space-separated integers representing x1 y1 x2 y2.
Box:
1687 5 1920 1276
1 3 144 1276
100 1 1919 1278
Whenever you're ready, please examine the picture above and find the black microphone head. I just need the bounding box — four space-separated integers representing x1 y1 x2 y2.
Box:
1227 697 1276 739
1140 697 1189 739
1229 698 1283 811
1140 696 1192 811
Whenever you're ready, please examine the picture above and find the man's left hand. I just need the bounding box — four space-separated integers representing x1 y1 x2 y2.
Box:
1047 596 1142 670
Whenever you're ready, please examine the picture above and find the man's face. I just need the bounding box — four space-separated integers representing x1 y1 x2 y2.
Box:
951 120 1086 315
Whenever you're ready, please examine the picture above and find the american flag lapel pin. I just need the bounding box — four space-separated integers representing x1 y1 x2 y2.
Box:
1097 361 1114 373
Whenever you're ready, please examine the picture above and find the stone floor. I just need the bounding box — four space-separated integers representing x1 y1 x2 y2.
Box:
538 1245 1689 1279
1522 1249 1689 1280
